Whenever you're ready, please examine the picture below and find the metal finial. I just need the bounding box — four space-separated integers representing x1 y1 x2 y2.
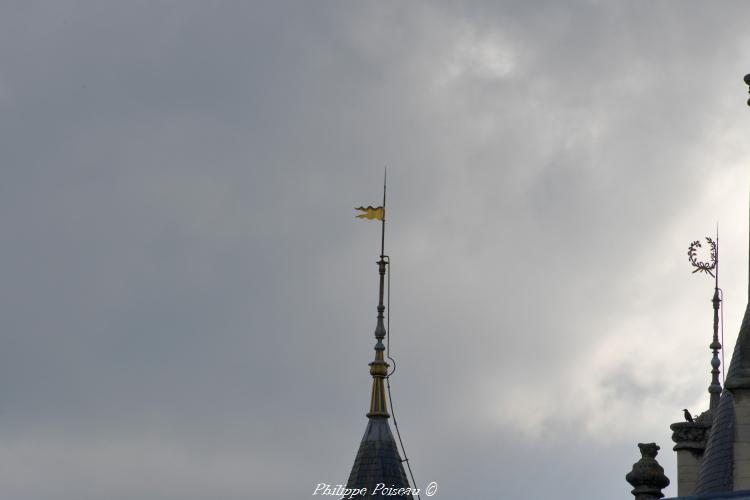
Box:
626 443 670 500
381 167 386 258
688 231 722 411
356 171 391 418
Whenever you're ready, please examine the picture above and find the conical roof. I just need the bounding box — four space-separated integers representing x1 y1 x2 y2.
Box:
694 307 750 494
724 304 750 390
694 389 735 494
693 201 750 494
345 418 413 499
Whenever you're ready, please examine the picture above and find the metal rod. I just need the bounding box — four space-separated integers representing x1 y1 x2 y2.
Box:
716 222 719 290
381 167 386 258
710 223 722 411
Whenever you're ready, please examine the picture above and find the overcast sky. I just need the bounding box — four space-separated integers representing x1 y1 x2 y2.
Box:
3 2 750 499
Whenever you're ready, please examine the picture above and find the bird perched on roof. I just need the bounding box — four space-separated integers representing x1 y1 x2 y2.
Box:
683 409 694 423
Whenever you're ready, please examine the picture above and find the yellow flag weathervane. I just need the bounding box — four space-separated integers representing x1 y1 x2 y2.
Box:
356 168 387 257
355 206 384 221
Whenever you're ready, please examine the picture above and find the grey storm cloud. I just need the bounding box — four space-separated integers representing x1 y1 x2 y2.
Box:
2 1 750 499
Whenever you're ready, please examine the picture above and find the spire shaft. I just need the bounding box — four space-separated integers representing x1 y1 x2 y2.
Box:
381 168 386 258
716 222 720 290
710 286 722 410
367 256 389 418
709 226 722 410
368 169 390 418
687 231 723 408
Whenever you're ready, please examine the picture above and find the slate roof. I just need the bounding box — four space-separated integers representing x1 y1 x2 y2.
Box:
665 489 750 499
694 390 735 494
692 301 750 494
725 305 750 391
345 417 413 499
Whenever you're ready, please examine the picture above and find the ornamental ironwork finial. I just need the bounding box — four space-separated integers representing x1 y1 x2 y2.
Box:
356 169 390 418
688 237 717 277
687 229 722 412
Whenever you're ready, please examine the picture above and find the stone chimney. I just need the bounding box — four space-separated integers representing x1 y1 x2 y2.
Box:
626 443 670 500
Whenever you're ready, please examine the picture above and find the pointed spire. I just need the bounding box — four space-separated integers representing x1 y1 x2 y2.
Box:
724 309 750 391
724 194 750 390
346 173 413 498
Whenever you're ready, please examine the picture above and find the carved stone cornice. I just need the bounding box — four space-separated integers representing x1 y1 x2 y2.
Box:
670 421 711 453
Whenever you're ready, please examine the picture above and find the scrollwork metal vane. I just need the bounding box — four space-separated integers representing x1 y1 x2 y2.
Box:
688 237 717 277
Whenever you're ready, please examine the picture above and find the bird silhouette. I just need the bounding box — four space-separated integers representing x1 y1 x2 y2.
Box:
683 409 694 423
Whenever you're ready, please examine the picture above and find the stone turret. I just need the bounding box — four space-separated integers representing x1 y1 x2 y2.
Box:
670 417 711 495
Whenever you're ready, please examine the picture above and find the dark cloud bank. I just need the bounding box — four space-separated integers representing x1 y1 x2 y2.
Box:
2 2 750 499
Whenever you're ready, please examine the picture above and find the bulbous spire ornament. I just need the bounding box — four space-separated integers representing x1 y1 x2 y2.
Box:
626 443 670 500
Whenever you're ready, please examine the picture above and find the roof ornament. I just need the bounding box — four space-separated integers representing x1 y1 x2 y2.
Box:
353 169 421 499
688 237 717 277
687 228 723 411
355 169 390 418
626 443 670 500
